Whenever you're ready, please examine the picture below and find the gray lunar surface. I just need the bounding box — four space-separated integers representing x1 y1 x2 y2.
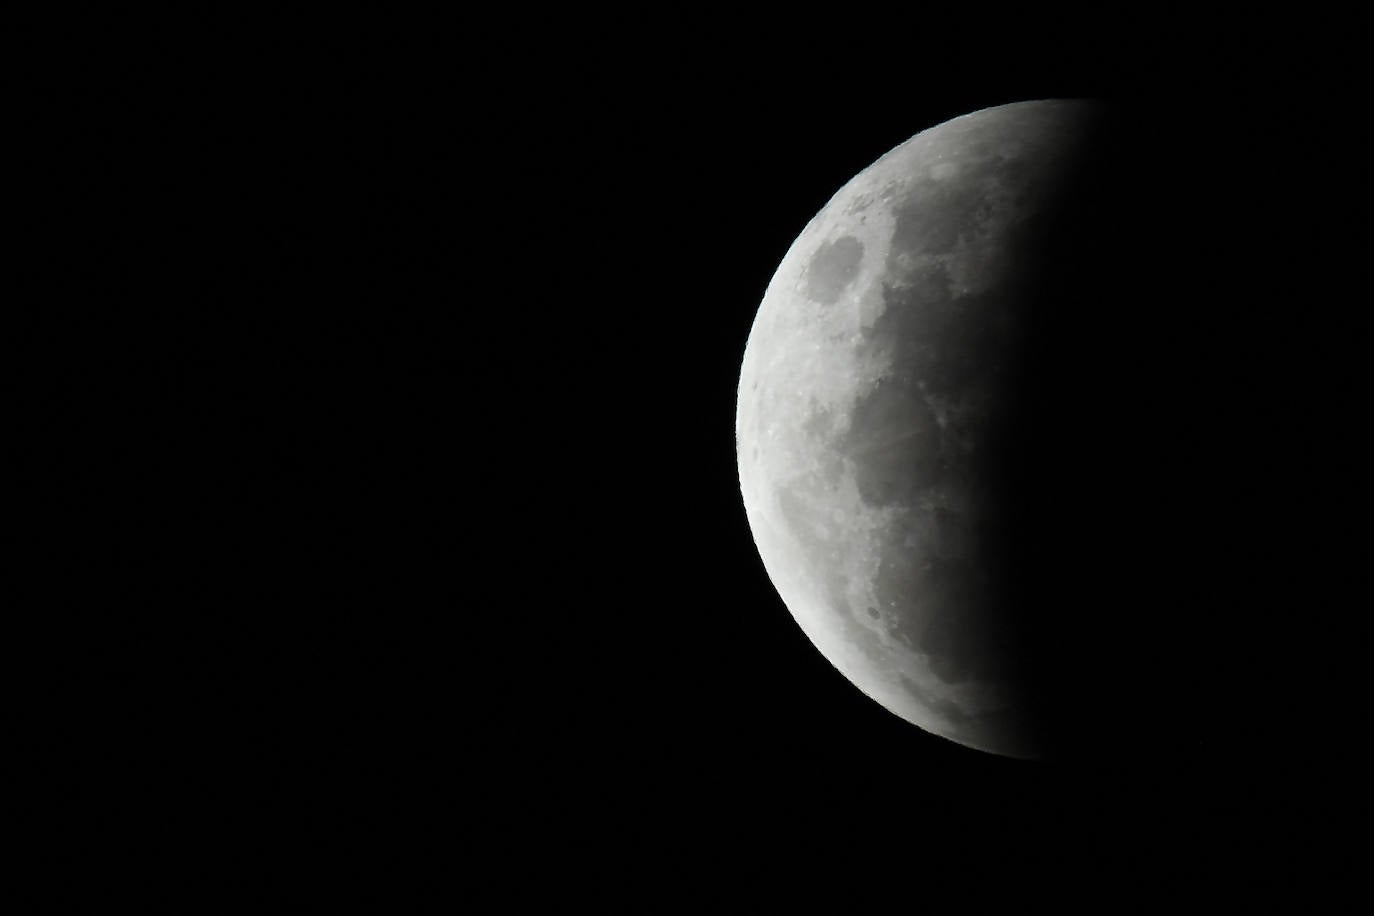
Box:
736 99 1105 758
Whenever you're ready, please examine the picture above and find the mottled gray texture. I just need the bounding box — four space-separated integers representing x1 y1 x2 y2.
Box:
736 100 1104 758
803 236 864 304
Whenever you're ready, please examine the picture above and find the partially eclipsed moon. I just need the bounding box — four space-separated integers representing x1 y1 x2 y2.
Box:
736 99 1107 758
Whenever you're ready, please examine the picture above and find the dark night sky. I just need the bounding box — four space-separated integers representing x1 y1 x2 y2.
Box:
31 13 1369 902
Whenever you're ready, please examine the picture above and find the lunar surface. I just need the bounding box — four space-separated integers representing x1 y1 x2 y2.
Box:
736 100 1109 758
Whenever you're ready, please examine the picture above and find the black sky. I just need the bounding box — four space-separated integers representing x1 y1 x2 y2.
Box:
32 13 1370 902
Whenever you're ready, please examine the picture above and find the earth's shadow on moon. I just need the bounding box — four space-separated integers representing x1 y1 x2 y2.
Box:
747 98 1324 774
981 103 1262 766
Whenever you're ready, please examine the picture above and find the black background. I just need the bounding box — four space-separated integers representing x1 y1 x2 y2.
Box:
25 11 1371 905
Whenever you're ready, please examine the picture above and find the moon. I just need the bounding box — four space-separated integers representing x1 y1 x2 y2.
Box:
735 100 1110 758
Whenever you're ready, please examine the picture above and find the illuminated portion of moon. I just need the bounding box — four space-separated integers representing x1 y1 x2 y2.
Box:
736 100 1105 758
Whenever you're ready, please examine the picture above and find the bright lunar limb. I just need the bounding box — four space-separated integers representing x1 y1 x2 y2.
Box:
736 99 1108 758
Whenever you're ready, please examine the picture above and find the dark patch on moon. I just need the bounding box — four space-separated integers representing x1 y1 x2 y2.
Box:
873 258 952 319
914 559 998 683
843 373 943 506
871 552 1002 685
870 280 1020 411
888 177 993 257
921 291 1020 401
803 236 863 304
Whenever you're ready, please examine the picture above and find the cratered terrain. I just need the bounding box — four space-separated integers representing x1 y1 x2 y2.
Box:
736 100 1132 758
